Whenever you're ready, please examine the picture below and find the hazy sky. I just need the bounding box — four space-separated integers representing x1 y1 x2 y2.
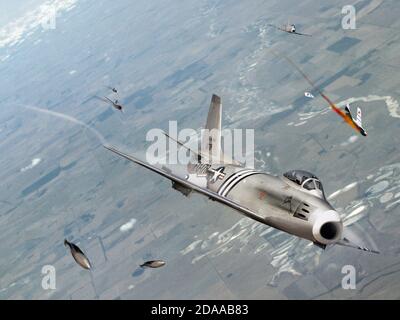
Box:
0 0 46 27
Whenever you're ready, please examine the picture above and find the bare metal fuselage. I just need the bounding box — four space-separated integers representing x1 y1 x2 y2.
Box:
202 164 341 246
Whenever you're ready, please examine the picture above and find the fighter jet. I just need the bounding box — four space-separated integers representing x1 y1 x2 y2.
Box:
95 95 124 112
64 239 92 270
106 86 118 93
345 104 367 136
304 92 314 99
269 21 312 37
140 260 166 268
104 94 378 254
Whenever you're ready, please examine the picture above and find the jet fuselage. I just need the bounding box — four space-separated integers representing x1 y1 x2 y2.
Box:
203 164 343 246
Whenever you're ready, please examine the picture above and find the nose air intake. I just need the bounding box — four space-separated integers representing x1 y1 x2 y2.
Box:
311 210 343 245
320 222 340 240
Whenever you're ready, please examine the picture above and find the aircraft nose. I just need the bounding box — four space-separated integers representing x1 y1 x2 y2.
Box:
310 210 343 245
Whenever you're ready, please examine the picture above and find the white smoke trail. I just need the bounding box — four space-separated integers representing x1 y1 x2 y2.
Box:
23 105 107 145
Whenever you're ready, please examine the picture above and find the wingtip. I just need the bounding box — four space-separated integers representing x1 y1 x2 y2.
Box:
370 249 380 254
103 143 116 151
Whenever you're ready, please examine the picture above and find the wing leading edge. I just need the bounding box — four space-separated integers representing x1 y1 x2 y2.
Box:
336 237 380 254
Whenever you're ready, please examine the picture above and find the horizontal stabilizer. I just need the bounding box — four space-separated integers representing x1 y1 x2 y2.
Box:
162 131 204 162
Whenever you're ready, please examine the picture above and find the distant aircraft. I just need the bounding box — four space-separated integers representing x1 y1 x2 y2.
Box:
106 86 118 93
64 239 92 270
273 51 368 137
95 95 124 112
140 260 166 268
104 94 378 254
345 104 367 136
269 20 312 37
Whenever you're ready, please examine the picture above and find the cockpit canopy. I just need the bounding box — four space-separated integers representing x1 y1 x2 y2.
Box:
283 170 325 198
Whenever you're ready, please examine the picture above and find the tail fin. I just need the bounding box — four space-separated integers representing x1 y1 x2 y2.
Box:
201 94 222 162
200 94 241 165
345 104 351 116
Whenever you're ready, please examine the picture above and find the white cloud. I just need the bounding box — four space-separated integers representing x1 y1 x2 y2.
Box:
20 158 41 172
0 0 78 50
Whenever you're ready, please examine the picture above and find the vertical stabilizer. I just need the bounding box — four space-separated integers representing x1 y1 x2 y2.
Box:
201 94 222 162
